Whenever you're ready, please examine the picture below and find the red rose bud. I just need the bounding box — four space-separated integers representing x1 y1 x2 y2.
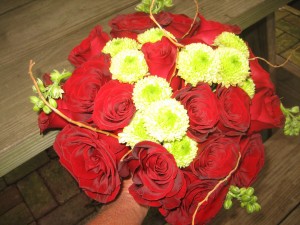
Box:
68 25 110 67
190 135 240 180
122 141 187 210
217 86 251 135
174 83 220 142
141 37 177 80
92 80 136 131
63 55 111 114
232 134 265 187
162 179 229 225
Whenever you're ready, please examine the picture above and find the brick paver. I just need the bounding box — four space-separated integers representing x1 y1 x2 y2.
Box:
0 203 34 225
3 152 49 185
39 160 80 204
0 177 6 191
0 186 23 215
17 172 57 219
38 193 95 225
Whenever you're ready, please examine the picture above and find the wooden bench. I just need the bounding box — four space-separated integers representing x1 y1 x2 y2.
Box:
1 0 299 224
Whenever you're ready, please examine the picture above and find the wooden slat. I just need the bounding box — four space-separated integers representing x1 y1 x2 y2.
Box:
0 0 293 176
280 204 300 225
211 130 300 225
0 0 34 15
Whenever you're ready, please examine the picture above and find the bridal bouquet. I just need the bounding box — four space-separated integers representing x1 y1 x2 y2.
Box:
29 0 300 224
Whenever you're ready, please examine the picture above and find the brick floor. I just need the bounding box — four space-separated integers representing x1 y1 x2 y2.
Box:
0 203 34 225
17 172 57 219
38 193 95 225
39 160 80 204
0 186 23 215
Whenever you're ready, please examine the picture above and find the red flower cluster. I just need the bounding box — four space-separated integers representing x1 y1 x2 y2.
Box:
38 11 284 225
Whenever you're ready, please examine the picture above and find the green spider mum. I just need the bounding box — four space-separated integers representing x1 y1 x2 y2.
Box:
214 32 249 58
137 28 175 44
239 78 256 98
102 38 140 57
143 99 189 142
118 112 156 147
164 136 198 168
216 47 250 87
177 43 220 86
110 49 148 84
133 76 173 110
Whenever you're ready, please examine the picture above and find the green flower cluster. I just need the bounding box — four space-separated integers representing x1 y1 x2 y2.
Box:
281 104 300 136
30 70 71 114
119 76 196 167
135 0 173 14
224 186 261 213
177 32 254 96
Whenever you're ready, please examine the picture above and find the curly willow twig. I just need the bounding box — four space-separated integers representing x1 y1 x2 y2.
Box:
28 60 119 139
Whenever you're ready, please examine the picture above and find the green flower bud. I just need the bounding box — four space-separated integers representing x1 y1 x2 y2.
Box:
250 196 258 203
50 86 64 99
240 187 247 195
245 187 254 196
241 202 246 208
290 106 299 114
246 204 255 213
229 186 240 195
224 199 233 210
48 98 57 108
50 70 61 82
253 203 261 212
33 105 40 112
29 96 40 104
241 195 251 202
36 100 45 109
36 78 46 92
42 105 52 114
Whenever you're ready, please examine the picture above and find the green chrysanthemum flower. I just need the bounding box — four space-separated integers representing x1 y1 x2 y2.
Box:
239 78 256 98
164 136 198 168
118 112 156 147
143 99 189 142
137 28 175 44
133 76 173 110
102 38 140 57
110 49 148 84
177 43 220 86
214 32 249 58
216 47 250 87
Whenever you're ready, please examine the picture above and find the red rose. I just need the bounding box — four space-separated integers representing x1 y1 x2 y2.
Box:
232 133 265 187
217 86 251 135
249 51 275 91
161 178 229 225
63 55 111 114
109 12 199 40
38 99 90 133
181 14 241 45
54 124 127 203
120 141 187 210
68 25 110 67
141 37 177 79
109 12 172 39
92 80 136 131
190 135 240 180
248 88 285 134
163 13 200 39
174 83 219 142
